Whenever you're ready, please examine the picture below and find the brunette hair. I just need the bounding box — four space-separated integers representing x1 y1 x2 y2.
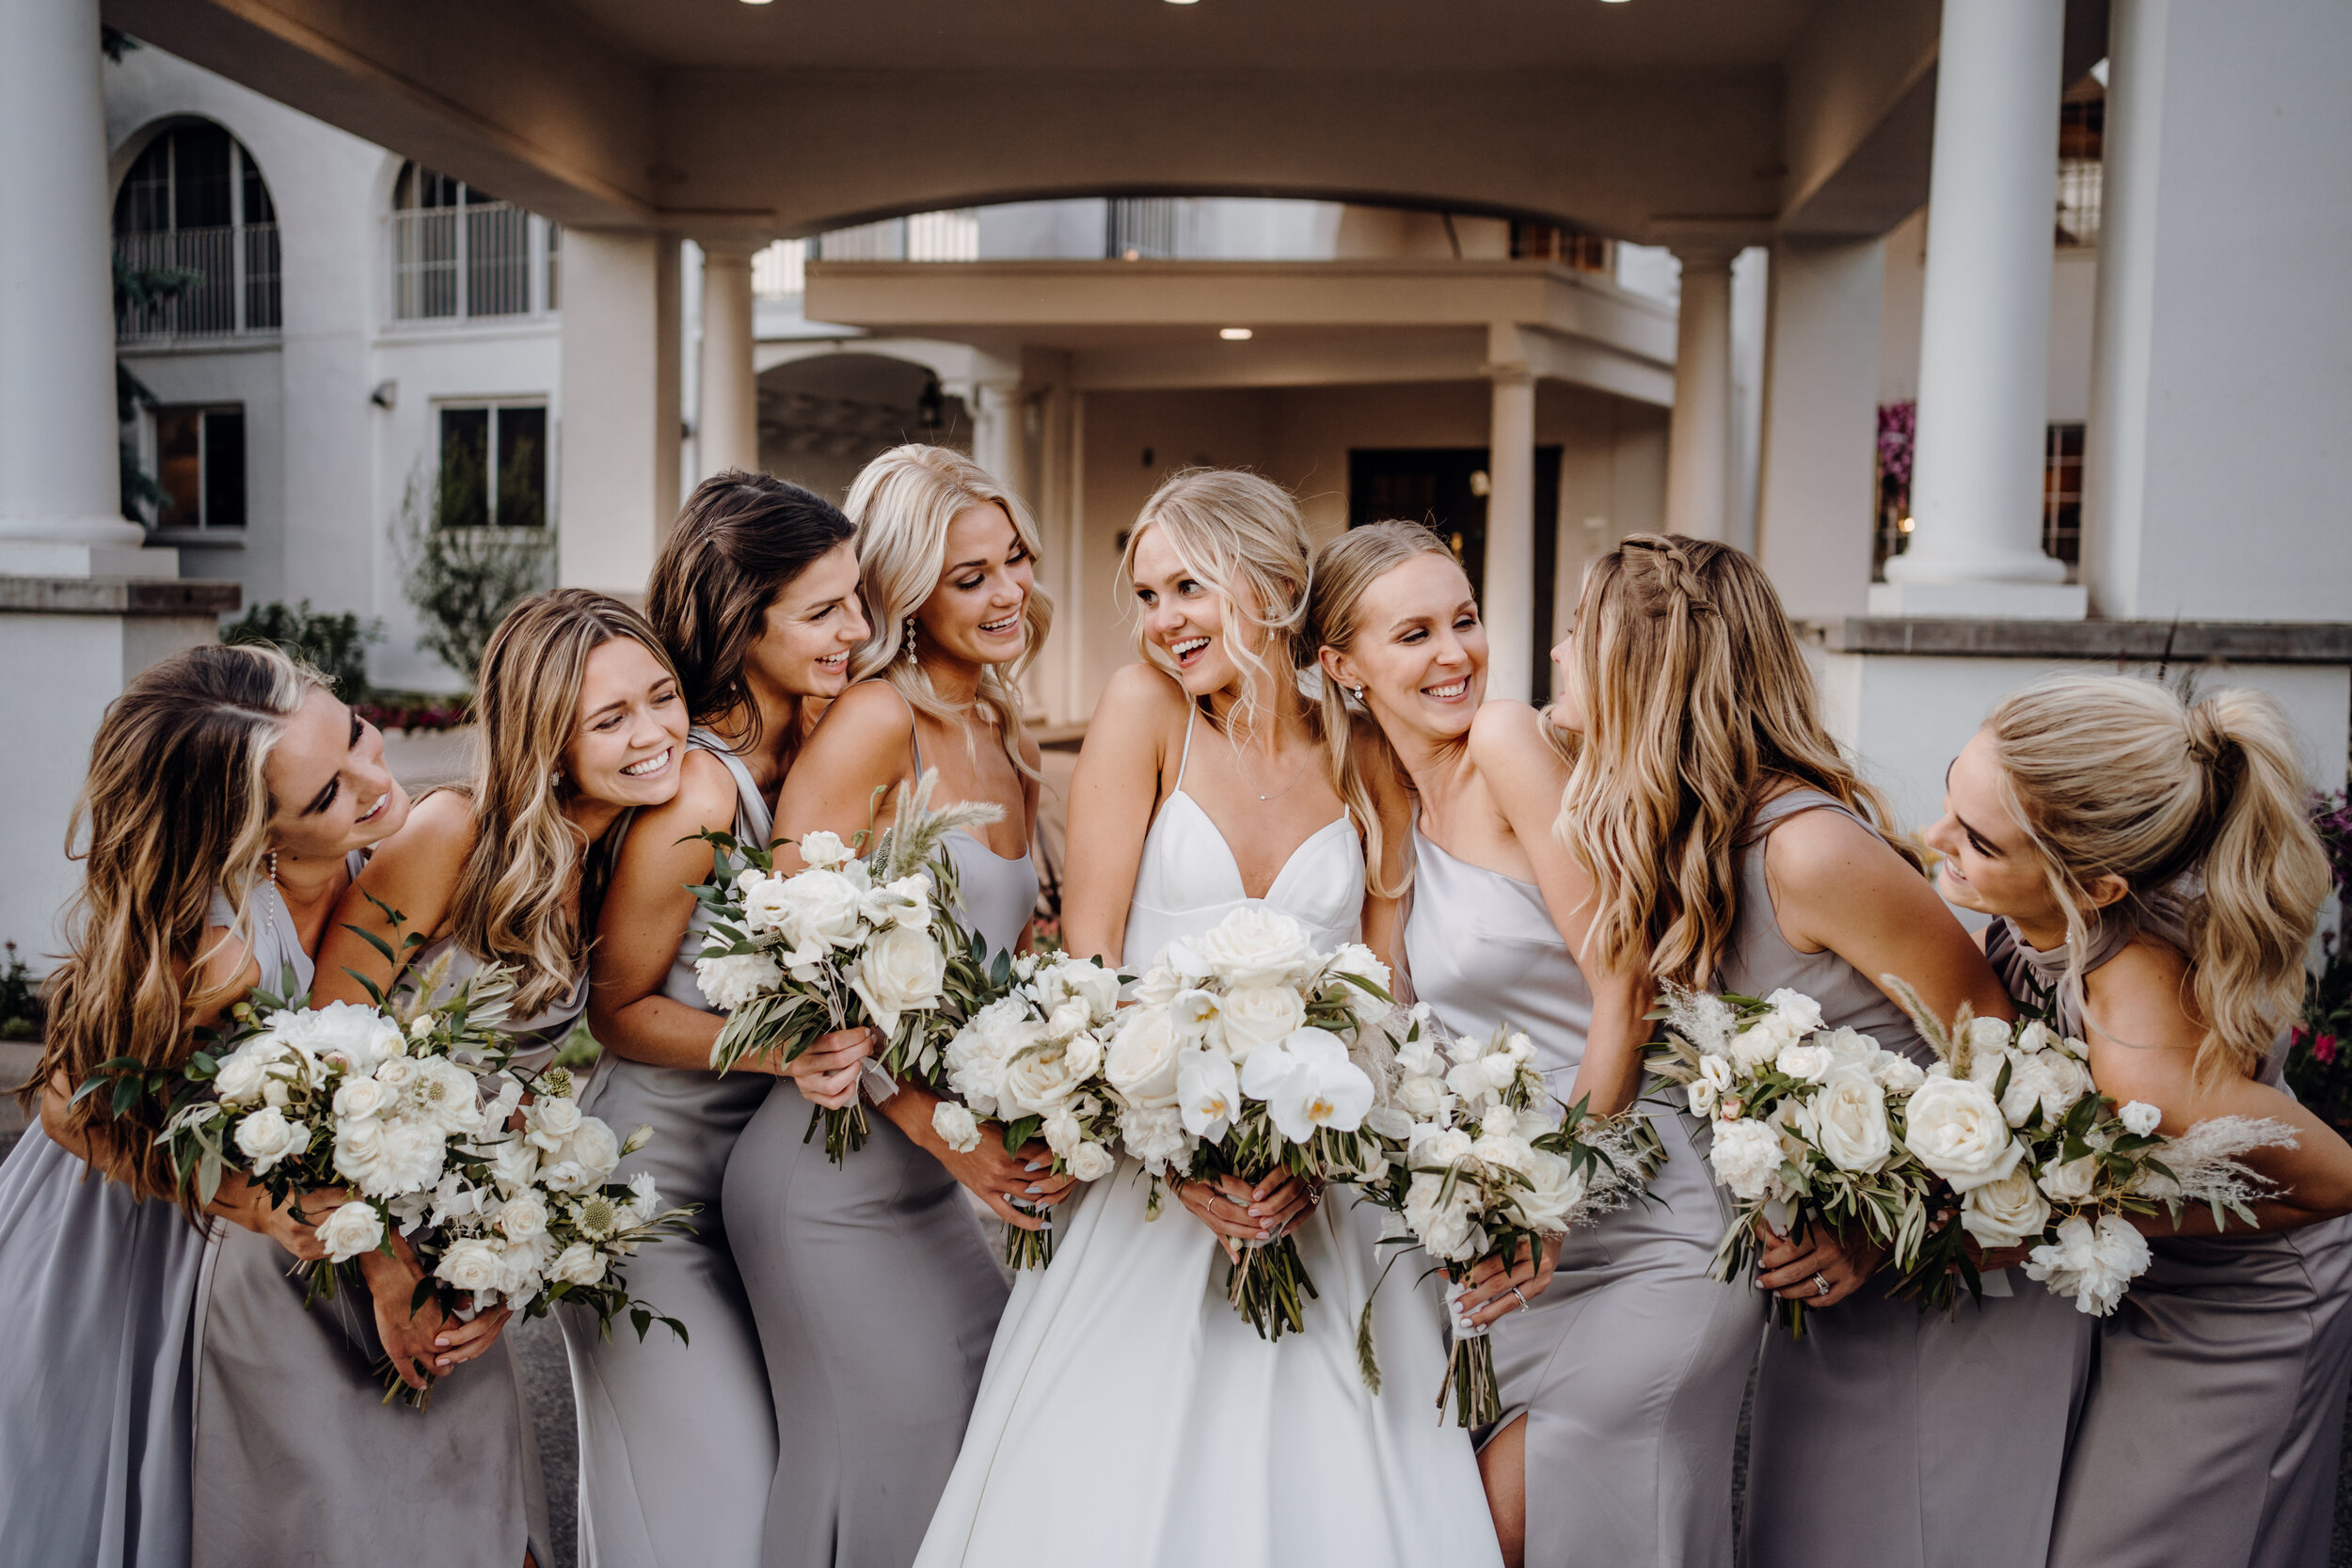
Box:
1559 533 1915 988
1987 674 2329 1082
647 469 855 756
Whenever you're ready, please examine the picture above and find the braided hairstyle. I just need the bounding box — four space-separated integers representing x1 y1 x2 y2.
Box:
1987 674 2328 1082
1557 533 1915 988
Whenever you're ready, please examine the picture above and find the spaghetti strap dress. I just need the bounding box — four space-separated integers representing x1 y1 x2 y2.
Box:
723 687 1033 1567
914 701 1500 1568
1402 823 1756 1568
561 729 781 1568
1991 909 2352 1568
189 851 551 1568
1734 791 2092 1568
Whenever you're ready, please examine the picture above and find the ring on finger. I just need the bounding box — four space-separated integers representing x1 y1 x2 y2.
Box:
1508 1286 1530 1311
1811 1271 1832 1298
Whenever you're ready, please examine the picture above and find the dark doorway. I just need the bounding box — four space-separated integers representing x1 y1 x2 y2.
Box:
1346 446 1561 704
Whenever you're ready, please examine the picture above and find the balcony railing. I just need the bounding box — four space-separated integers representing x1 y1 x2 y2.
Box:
116 225 282 342
390 202 549 322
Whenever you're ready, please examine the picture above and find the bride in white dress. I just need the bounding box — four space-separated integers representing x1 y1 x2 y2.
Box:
916 470 1501 1568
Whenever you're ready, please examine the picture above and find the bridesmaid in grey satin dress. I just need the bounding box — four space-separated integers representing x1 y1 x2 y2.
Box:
1926 675 2352 1568
739 443 1067 1567
1310 522 1756 1568
569 471 876 1568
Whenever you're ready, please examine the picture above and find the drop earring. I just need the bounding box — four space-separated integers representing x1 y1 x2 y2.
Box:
900 622 918 666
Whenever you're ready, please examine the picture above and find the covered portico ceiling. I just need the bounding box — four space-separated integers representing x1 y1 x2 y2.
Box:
103 0 2106 243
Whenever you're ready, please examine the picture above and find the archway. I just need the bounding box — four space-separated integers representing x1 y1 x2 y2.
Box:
755 353 971 503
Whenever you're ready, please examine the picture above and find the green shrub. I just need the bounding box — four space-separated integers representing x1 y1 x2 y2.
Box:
391 462 552 688
224 600 383 702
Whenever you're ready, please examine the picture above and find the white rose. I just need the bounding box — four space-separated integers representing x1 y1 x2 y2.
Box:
796 829 852 871
559 1117 623 1185
1394 1030 1442 1079
1067 1141 1117 1182
1810 1066 1894 1173
213 1041 283 1107
1003 1040 1085 1117
1685 1053 1735 1119
1131 961 1184 1006
1470 1132 1535 1176
2032 1052 2093 1117
1905 1077 2026 1193
2038 1154 2097 1203
331 1076 389 1121
1187 907 1316 990
316 1198 385 1262
373 1055 415 1091
550 1241 610 1288
1775 1042 1834 1084
1177 1049 1241 1140
1118 1104 1189 1170
485 1134 541 1196
528 1095 584 1153
1708 1117 1787 1204
232 1107 309 1175
1764 989 1825 1035
1422 1127 1475 1166
1041 1108 1084 1157
435 1237 505 1295
1325 943 1393 1022
694 950 782 1012
2015 1022 2062 1056
1397 1073 1451 1119
333 1117 387 1188
1445 1058 1494 1104
860 874 935 933
497 1232 554 1302
1514 1149 1589 1231
1963 1016 2014 1057
741 874 793 935
1105 1006 1182 1109
1961 1165 2053 1249
1873 1053 1928 1095
931 1101 982 1153
849 925 947 1035
1820 1026 1881 1071
1057 959 1124 1022
496 1188 549 1242
779 868 866 950
1217 986 1308 1063
1730 1016 1799 1069
1041 997 1093 1043
1402 1172 1486 1263
2119 1101 2163 1137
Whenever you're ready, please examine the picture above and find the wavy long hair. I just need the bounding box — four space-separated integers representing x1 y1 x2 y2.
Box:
447 590 681 1016
1988 674 2328 1082
845 444 1051 776
1559 533 1915 988
648 469 856 760
39 643 323 1202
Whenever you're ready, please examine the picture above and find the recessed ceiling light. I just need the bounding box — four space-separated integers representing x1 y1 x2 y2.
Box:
1219 327 1253 341
1166 0 1200 6
740 0 773 7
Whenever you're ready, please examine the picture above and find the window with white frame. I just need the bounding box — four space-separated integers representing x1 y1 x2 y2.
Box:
437 404 548 529
114 122 281 341
150 404 247 530
391 163 560 323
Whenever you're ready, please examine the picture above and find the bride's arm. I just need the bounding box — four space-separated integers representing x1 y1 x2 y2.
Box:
1059 666 1181 964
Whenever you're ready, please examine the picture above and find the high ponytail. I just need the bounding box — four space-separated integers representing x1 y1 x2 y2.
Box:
1987 674 2329 1082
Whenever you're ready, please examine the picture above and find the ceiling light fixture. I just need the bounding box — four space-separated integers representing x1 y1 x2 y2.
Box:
1166 0 1200 6
740 0 774 7
1219 327 1252 341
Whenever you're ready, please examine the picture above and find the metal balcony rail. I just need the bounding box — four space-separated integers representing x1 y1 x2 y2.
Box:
116 224 282 342
391 202 548 321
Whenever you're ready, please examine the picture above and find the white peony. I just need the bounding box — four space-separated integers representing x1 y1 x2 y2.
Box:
2119 1101 2163 1137
275 1002 404 1075
795 830 852 871
1809 1066 1894 1173
365 1117 451 1196
1961 1165 2053 1249
1187 907 1316 990
232 1107 308 1174
1119 1104 1189 1170
695 950 782 1012
1775 1042 1834 1084
1905 1076 2026 1193
436 1238 505 1296
1216 986 1307 1063
1104 1005 1182 1109
316 1198 385 1262
400 1056 482 1134
2026 1212 2151 1315
1067 1141 1117 1182
1708 1117 1787 1203
549 1241 609 1288
931 1101 983 1153
1240 1028 1375 1144
849 924 947 1035
1176 1048 1241 1140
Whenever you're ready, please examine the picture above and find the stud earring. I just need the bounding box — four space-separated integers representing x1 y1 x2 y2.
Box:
1349 686 1365 701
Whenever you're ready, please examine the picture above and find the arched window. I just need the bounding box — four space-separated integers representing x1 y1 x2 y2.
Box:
114 121 281 341
389 161 559 321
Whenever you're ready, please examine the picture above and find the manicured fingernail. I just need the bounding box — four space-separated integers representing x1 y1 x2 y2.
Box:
1025 1162 1044 1172
434 1337 451 1348
1025 1183 1043 1194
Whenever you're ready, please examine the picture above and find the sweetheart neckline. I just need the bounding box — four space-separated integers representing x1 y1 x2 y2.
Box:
1161 790 1353 904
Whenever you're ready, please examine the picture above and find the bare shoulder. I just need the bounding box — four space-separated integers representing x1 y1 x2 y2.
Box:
632 744 739 841
802 679 915 765
361 789 477 881
1468 701 1568 794
2082 936 2204 1056
1764 801 1912 892
1082 663 1189 761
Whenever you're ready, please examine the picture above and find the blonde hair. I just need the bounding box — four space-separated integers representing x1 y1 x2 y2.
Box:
450 590 682 1016
1121 468 1313 741
1559 534 1916 988
1305 521 1464 898
1988 674 2328 1082
40 643 323 1205
846 445 1050 775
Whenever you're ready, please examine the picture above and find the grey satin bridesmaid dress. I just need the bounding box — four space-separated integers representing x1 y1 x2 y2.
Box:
189 863 551 1568
1990 909 2352 1568
1402 825 1756 1568
1734 790 2092 1568
723 776 1034 1568
562 729 782 1568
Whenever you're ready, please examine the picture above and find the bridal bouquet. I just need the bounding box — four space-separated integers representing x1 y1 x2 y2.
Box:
1646 985 1937 1336
691 769 1004 1161
1108 907 1406 1338
1883 985 2296 1317
934 950 1126 1268
1365 1016 1662 1424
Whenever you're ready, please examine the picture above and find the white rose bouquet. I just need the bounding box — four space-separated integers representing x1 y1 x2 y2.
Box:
1114 909 1405 1339
1882 982 2296 1317
689 768 1007 1163
1359 1015 1664 1424
1645 985 1939 1337
935 949 1126 1269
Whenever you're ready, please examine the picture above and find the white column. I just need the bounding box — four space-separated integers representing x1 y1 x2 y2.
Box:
1483 327 1537 706
0 0 172 578
971 375 1028 500
1878 0 2084 617
1755 237 1885 624
695 241 759 480
559 230 681 601
1662 247 1735 541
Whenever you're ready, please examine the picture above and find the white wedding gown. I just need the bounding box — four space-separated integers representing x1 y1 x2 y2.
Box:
915 724 1502 1568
